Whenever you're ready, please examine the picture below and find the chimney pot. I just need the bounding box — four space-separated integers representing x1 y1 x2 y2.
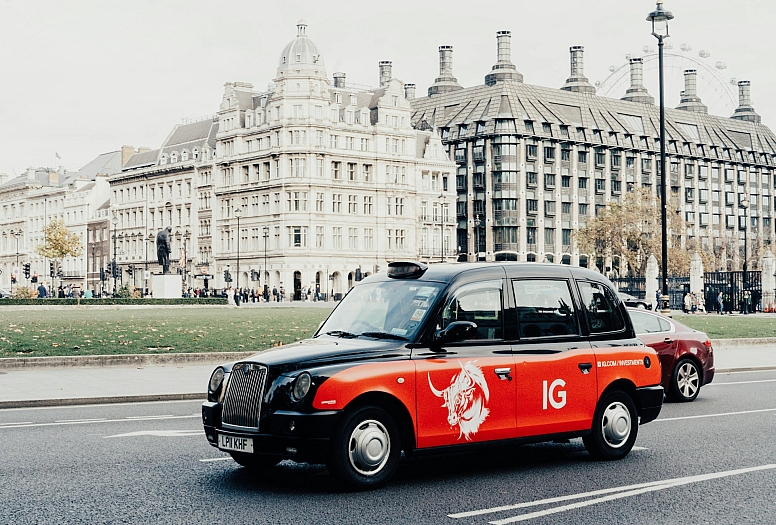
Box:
333 72 346 88
404 83 416 100
379 61 392 87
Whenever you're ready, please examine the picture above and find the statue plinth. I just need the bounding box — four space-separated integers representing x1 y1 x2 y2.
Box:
151 273 181 299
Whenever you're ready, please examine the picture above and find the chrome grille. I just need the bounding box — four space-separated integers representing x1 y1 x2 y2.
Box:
221 362 268 430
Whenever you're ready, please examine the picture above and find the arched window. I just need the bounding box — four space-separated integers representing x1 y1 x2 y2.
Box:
170 152 179 163
192 148 199 160
160 154 168 165
181 150 189 161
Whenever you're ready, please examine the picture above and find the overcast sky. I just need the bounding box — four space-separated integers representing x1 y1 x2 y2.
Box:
1 0 774 176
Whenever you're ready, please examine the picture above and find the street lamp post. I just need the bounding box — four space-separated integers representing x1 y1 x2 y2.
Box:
741 198 749 290
11 230 21 289
90 242 96 294
473 216 479 261
111 215 118 295
234 208 242 290
439 194 446 263
263 225 269 300
648 0 674 314
182 230 190 294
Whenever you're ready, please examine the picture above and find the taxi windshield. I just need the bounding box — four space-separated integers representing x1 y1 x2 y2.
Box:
317 281 443 341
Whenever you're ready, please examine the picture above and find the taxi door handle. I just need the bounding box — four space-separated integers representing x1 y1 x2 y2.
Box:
578 363 593 374
494 368 513 381
664 338 674 344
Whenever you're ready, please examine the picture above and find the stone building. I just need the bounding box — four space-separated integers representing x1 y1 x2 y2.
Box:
207 21 455 298
410 32 776 272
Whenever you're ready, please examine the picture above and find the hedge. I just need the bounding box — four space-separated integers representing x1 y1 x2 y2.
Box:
0 298 228 306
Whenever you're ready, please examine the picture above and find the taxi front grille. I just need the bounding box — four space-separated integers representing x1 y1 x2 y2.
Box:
221 363 267 430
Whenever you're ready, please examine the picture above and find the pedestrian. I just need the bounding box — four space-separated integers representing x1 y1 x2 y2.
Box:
37 283 48 298
745 291 752 315
690 292 697 314
683 292 691 314
717 292 724 314
272 286 278 302
279 286 285 302
655 290 661 310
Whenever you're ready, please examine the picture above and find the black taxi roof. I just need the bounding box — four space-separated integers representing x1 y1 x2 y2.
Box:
370 261 612 286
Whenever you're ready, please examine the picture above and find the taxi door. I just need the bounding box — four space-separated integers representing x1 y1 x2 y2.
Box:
511 277 597 437
414 278 517 449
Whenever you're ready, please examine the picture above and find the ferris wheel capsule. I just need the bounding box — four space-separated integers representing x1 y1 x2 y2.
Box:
715 61 727 70
699 50 710 58
680 44 692 52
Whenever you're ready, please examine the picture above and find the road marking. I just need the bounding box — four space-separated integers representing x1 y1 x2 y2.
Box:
200 457 232 462
707 379 776 386
105 429 204 438
0 414 198 429
449 463 776 523
56 418 107 423
654 407 776 422
0 421 33 426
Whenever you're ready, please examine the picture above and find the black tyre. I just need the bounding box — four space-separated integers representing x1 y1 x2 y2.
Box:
583 390 638 461
667 358 701 402
327 405 401 490
230 451 280 471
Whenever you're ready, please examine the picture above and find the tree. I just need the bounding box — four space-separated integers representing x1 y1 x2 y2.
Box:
574 188 691 277
36 219 84 274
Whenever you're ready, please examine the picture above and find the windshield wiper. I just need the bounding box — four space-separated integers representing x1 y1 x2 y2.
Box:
359 331 409 341
324 330 358 338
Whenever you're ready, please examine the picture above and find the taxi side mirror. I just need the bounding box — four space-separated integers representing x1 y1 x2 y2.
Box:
434 321 478 344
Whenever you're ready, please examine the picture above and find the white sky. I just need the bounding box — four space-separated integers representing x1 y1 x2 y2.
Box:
1 0 774 176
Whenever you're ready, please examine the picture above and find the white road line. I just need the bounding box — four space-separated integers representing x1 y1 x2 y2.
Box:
654 407 776 422
450 464 776 522
123 415 174 420
105 429 204 438
0 421 33 426
0 414 198 429
55 418 107 423
707 379 776 386
200 457 232 462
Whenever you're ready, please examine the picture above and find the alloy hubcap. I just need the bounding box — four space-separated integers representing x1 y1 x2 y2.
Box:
677 363 699 398
601 401 631 448
348 419 391 476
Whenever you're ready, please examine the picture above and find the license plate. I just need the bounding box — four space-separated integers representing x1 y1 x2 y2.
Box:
218 433 254 453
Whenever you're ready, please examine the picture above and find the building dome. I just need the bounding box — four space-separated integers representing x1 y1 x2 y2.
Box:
277 20 326 75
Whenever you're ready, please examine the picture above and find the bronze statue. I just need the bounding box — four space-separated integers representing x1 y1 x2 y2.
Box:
156 226 172 274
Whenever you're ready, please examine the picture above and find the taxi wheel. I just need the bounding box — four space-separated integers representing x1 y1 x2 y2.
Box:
667 359 701 402
583 390 638 461
230 452 280 471
328 405 401 490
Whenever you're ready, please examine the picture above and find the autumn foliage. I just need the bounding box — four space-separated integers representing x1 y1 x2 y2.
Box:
36 218 83 261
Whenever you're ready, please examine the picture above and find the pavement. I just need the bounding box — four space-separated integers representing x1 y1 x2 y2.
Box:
1 338 775 409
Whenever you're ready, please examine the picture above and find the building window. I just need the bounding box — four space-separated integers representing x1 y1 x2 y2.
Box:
332 194 342 213
332 227 342 249
331 161 341 179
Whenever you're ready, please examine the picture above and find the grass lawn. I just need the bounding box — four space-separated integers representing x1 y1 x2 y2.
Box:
672 313 776 339
0 307 333 358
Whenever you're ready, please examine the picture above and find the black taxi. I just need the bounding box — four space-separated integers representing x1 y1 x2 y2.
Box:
202 261 663 489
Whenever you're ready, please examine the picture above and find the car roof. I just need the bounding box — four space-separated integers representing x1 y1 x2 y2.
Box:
369 261 612 285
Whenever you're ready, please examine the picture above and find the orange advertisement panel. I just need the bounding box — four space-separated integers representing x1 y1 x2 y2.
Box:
416 356 517 448
514 348 598 437
594 347 662 396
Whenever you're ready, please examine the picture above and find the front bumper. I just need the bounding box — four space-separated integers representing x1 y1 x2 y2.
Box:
202 402 342 463
636 385 663 424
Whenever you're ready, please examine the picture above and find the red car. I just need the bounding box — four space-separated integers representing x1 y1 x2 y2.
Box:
628 309 715 402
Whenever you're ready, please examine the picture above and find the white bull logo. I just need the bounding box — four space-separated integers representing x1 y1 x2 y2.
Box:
428 361 490 440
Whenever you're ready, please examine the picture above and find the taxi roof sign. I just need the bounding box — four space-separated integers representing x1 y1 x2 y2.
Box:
387 261 428 279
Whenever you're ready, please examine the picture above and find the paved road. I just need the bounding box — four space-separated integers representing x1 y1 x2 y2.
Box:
2 369 775 524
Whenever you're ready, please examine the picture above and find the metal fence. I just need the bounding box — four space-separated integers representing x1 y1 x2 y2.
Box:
703 271 762 313
610 275 688 310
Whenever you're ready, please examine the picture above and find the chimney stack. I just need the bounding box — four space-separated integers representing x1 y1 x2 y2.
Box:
621 58 655 104
379 61 392 88
676 70 707 113
485 31 523 85
731 80 761 123
428 46 463 96
333 72 346 88
561 46 595 94
404 83 416 100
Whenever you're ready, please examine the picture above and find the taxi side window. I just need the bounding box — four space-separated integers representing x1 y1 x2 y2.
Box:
441 280 503 340
577 281 626 334
630 311 662 334
512 279 580 338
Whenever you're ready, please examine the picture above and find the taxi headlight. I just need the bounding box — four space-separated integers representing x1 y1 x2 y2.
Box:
292 372 312 401
208 367 225 394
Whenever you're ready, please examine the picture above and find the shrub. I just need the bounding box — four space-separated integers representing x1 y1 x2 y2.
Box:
11 287 37 299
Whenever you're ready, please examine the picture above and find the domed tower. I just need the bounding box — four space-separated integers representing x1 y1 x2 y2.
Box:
275 20 329 94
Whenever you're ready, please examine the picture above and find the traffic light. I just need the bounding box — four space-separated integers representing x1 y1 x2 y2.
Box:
223 270 232 282
355 267 363 282
57 268 63 278
31 272 38 283
100 268 106 281
11 274 16 284
126 265 133 277
23 263 30 279
49 262 55 278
